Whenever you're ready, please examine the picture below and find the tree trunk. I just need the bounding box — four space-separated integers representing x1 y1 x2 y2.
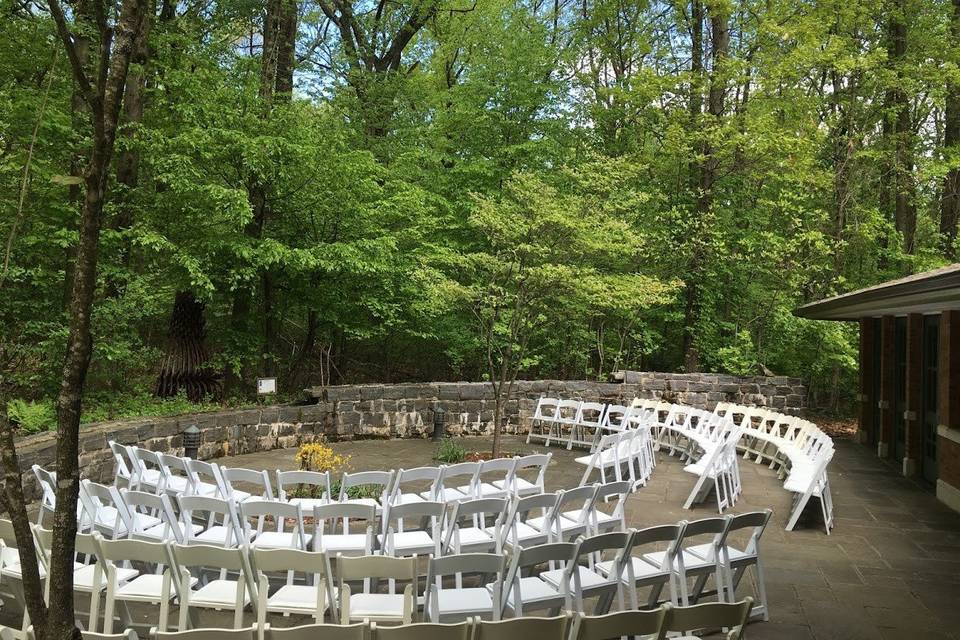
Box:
889 3 916 254
683 0 727 373
155 291 220 401
112 7 153 281
38 0 150 636
942 0 960 258
682 0 705 372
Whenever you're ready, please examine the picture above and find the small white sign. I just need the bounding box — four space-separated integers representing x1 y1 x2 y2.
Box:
257 377 277 394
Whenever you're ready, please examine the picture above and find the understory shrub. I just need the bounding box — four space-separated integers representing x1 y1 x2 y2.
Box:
434 437 467 464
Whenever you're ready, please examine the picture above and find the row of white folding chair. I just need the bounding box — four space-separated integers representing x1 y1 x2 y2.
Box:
72 473 631 562
626 401 744 513
108 442 552 510
527 399 637 452
0 507 769 635
574 429 654 490
712 403 835 533
57 597 754 640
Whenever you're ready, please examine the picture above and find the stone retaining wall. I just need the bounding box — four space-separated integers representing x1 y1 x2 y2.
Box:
12 373 805 499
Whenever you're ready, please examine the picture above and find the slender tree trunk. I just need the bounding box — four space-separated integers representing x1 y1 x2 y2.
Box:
684 0 727 373
888 3 916 254
34 1 150 637
683 0 705 372
942 0 960 258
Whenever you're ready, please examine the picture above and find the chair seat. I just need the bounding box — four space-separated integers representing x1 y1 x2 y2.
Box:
452 527 495 550
194 525 252 546
130 513 163 531
431 487 470 502
189 579 251 608
252 531 307 549
139 521 203 542
192 481 220 497
574 450 619 468
136 469 164 487
392 493 426 505
348 593 407 621
685 543 751 563
540 565 611 591
289 498 328 512
435 588 494 615
490 522 544 546
379 531 437 554
267 584 336 614
74 564 138 592
476 482 507 498
164 476 190 493
230 489 253 502
643 550 715 572
492 477 539 495
495 576 562 609
316 534 369 554
115 574 197 602
560 509 619 529
596 557 671 582
341 498 382 512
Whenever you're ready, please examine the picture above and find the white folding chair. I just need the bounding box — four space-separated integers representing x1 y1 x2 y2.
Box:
178 495 246 547
688 509 770 620
276 470 332 513
569 607 666 640
263 621 368 640
240 500 309 551
129 448 167 495
424 553 504 622
339 471 394 513
221 467 273 503
157 453 193 495
642 516 731 607
184 459 229 499
30 466 60 526
33 526 134 631
566 401 606 450
575 433 628 485
379 502 444 557
387 467 442 506
596 523 684 609
540 531 632 614
443 498 506 554
661 597 752 639
528 485 597 542
108 441 136 489
121 490 198 543
252 547 338 628
94 535 181 634
495 542 575 617
337 554 418 625
559 480 630 536
473 459 515 500
497 493 559 551
80 480 151 540
149 625 258 640
525 397 559 445
494 454 550 497
171 543 255 629
312 503 375 557
471 614 571 640
429 463 479 503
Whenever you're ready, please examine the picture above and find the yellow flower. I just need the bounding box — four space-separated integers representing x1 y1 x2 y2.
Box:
295 442 351 474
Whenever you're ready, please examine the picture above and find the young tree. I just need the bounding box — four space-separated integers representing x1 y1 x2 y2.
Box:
0 0 149 638
437 171 673 457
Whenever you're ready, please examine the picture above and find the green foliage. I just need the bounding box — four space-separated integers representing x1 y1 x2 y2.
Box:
434 437 468 464
6 399 55 434
1 0 956 418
